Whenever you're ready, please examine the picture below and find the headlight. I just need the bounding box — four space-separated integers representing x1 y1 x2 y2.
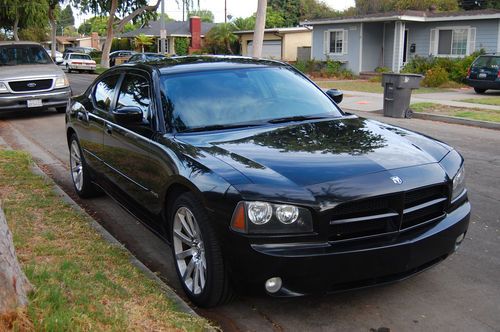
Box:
0 82 8 93
451 165 466 201
54 76 69 88
231 201 313 234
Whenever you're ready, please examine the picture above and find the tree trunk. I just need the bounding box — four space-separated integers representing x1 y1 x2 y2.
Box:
48 5 57 59
0 208 32 314
13 13 19 41
226 40 233 55
252 0 267 58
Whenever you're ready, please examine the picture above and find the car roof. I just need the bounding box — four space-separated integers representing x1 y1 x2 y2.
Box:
0 41 43 46
69 52 90 56
115 55 288 75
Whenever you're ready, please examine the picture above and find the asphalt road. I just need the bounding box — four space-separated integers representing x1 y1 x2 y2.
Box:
1 73 499 331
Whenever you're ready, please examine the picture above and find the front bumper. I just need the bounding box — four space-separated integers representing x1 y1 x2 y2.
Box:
465 78 500 90
227 201 470 296
0 87 71 112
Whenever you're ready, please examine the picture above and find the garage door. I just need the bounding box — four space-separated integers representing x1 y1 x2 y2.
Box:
247 40 282 59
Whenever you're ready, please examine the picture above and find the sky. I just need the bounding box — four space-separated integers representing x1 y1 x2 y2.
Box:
73 0 355 27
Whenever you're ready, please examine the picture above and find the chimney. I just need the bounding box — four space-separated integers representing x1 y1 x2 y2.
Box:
189 16 201 54
91 32 99 50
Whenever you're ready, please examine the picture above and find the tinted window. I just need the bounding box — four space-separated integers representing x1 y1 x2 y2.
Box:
160 67 342 132
116 74 152 126
94 75 119 111
0 45 51 66
473 56 500 68
71 54 91 60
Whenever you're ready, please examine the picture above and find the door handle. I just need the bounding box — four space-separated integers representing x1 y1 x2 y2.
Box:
105 123 113 135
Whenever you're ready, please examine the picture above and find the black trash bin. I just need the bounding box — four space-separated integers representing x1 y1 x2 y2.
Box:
381 73 423 118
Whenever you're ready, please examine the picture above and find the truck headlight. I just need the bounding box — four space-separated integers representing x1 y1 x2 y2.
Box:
451 165 466 201
231 201 313 234
54 76 69 88
0 82 8 93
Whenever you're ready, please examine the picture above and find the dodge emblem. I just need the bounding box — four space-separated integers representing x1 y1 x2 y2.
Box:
391 176 403 185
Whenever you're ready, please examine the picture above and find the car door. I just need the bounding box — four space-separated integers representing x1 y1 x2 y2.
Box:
75 73 121 175
101 70 164 214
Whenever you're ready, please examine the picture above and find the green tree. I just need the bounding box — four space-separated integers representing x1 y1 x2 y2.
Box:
134 33 153 52
354 0 459 13
231 16 255 31
204 23 238 54
57 5 75 35
269 0 301 26
189 9 214 23
72 0 162 68
0 0 48 41
300 0 341 20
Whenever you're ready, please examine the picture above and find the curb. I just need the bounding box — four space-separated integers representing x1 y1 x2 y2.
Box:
412 112 500 131
27 162 199 318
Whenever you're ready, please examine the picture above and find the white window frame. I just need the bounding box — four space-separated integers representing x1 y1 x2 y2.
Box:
430 26 476 58
325 29 347 56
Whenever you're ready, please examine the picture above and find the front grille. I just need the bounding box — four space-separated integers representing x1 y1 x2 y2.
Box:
328 184 448 242
8 79 53 92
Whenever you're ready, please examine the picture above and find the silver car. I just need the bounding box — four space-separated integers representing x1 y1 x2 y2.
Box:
0 41 71 114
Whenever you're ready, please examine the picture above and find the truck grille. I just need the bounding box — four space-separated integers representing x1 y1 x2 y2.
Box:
328 184 448 242
8 79 53 92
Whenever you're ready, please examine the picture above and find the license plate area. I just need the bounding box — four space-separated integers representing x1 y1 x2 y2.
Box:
478 73 487 78
27 99 43 108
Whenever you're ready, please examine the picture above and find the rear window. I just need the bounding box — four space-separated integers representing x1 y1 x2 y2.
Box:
0 45 52 66
472 56 500 69
71 54 91 60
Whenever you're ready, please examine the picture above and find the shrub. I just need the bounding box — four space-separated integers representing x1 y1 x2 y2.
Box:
325 59 342 77
375 66 391 73
175 37 190 55
293 60 307 73
422 66 449 87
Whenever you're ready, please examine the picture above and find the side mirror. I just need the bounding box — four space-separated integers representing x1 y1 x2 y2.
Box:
326 89 343 104
112 106 143 124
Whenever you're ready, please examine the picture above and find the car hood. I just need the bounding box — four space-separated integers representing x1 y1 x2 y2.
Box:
175 117 451 206
0 63 64 80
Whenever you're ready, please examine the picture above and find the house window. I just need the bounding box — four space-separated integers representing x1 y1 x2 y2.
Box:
325 29 347 55
434 28 473 56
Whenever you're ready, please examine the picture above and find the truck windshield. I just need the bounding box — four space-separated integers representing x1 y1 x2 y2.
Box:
0 45 52 66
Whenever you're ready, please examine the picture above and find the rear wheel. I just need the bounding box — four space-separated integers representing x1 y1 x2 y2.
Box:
474 88 486 94
56 106 66 113
69 134 101 198
170 193 233 307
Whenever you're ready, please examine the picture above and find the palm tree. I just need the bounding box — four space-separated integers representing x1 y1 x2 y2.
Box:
135 34 154 53
206 23 237 55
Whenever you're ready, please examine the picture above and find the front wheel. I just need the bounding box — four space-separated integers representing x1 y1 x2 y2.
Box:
69 134 101 198
170 193 233 307
474 88 486 94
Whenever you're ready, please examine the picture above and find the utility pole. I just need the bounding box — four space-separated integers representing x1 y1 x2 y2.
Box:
224 0 227 23
252 0 267 58
160 0 166 54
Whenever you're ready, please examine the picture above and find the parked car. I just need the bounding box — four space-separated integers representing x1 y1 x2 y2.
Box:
466 54 500 93
109 50 137 66
61 53 96 73
66 56 470 307
127 52 167 63
45 49 64 64
0 41 70 114
63 46 98 56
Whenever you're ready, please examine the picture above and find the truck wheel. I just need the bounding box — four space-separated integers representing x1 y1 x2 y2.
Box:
474 88 486 94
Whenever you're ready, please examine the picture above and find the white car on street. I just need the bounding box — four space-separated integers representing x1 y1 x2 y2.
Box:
61 53 96 73
45 49 64 64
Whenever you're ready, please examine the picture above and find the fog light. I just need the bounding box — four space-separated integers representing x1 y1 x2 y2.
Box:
455 232 465 250
265 277 282 293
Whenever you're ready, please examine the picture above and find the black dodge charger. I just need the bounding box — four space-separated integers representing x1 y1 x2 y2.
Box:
66 56 470 307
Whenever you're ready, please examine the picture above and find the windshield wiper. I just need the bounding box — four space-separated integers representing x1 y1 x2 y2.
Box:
180 122 261 133
267 115 331 124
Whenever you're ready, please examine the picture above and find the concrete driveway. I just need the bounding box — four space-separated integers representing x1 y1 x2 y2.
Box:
0 73 499 331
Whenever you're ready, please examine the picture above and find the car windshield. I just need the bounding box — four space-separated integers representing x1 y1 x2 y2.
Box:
0 45 52 66
71 54 91 60
160 67 343 132
473 56 500 68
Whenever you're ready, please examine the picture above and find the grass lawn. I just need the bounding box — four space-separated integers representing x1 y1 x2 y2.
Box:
0 150 211 331
94 66 107 75
315 80 456 94
410 102 500 123
459 97 500 106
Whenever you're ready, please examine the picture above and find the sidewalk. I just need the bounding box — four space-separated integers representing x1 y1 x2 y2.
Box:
339 89 500 112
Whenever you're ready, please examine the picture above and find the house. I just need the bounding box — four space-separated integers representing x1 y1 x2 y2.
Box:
233 27 312 61
118 17 216 54
303 9 500 74
42 33 101 52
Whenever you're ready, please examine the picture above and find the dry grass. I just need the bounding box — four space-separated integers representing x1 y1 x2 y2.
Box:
410 102 500 123
0 149 212 331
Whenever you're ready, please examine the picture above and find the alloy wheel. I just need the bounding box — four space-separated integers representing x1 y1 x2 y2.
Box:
173 207 207 295
70 140 83 191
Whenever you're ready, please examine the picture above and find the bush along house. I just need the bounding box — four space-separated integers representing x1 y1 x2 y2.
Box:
302 9 500 75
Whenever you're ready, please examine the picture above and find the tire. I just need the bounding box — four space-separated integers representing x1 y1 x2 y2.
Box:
66 64 71 73
56 106 66 113
405 108 413 119
474 88 486 94
170 192 233 307
68 134 101 198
